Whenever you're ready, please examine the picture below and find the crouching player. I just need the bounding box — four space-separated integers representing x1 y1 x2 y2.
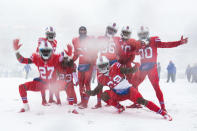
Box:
86 56 172 121
13 38 64 112
55 52 78 106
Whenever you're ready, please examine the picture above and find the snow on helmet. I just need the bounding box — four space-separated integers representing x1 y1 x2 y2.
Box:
137 26 149 40
105 22 118 37
96 55 110 74
121 26 131 40
38 38 53 60
45 26 56 41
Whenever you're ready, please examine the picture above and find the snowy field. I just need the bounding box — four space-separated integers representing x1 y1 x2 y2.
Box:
0 77 197 131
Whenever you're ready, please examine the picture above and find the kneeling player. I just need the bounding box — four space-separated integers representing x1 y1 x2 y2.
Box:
13 38 64 112
86 56 172 121
54 56 78 105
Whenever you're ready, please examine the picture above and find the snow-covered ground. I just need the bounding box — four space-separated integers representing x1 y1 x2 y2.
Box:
0 77 197 131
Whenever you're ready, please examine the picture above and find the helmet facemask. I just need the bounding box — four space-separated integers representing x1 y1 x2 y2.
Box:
138 31 149 40
106 26 117 38
96 55 110 74
45 26 56 41
46 31 56 41
39 49 53 60
121 30 131 40
38 40 53 60
97 62 110 74
138 26 149 41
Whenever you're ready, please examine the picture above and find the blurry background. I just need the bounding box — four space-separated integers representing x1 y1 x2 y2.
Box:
0 0 196 78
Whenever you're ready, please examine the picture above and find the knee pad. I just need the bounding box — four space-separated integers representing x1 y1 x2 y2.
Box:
101 92 111 102
136 97 148 105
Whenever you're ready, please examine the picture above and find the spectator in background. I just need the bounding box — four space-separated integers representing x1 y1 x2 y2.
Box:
157 62 161 80
23 64 31 79
185 64 192 82
167 61 176 83
191 64 197 83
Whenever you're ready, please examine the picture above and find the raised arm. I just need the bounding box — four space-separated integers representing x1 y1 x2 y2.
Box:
86 83 104 96
157 36 188 48
72 39 79 62
13 39 33 64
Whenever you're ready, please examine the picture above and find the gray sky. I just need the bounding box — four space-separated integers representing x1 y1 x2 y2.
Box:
0 0 196 73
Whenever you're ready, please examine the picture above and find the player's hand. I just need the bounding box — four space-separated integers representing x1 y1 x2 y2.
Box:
131 65 139 73
64 44 73 56
86 90 96 96
13 39 22 51
180 36 188 44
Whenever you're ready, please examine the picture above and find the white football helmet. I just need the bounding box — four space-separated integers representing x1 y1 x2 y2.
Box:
121 26 131 40
137 26 149 40
96 55 110 74
45 26 56 41
38 39 53 60
105 22 118 37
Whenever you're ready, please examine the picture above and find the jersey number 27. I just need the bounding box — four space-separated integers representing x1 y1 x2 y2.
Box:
39 66 54 80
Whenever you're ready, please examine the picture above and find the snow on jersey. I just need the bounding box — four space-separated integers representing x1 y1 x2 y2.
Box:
138 36 182 64
31 53 61 82
114 37 141 64
98 36 118 61
57 63 76 83
36 38 57 53
72 36 97 64
97 62 132 95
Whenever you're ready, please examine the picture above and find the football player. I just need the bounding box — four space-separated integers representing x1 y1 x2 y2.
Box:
127 26 188 111
87 56 172 121
35 27 58 103
36 26 57 53
114 26 142 108
54 45 78 106
93 23 119 109
13 38 65 112
115 26 141 83
72 26 97 109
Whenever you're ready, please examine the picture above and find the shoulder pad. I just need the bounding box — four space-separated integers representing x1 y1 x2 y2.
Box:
150 36 161 42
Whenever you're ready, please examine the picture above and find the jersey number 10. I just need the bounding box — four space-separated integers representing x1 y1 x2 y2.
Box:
139 47 153 59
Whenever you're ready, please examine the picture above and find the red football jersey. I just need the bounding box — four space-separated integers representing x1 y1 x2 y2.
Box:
56 63 76 83
31 53 61 82
138 36 182 63
72 36 97 64
36 38 57 53
98 36 118 61
114 37 141 64
97 62 132 94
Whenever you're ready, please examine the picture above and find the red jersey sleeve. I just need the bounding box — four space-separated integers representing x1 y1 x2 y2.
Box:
72 37 79 61
155 36 182 48
16 52 37 64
